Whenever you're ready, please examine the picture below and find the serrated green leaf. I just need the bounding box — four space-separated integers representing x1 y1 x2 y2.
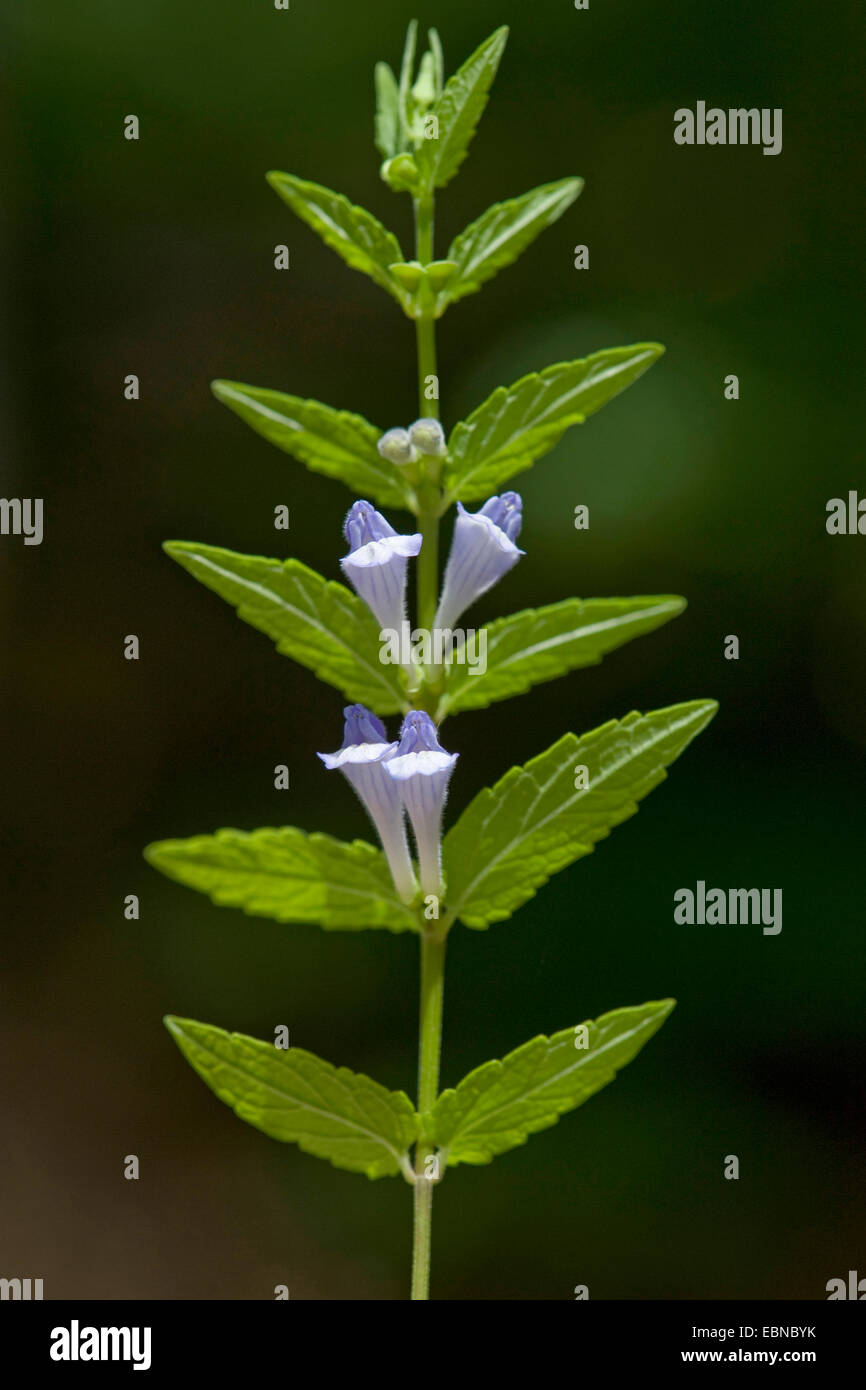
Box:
416 26 509 189
426 1000 675 1165
146 827 418 933
443 344 665 503
442 700 717 928
374 62 401 160
165 1017 418 1179
164 541 407 715
210 380 415 511
438 179 583 312
437 596 686 718
266 172 409 310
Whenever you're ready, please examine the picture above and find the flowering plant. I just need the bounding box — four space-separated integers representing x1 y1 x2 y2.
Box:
146 22 716 1300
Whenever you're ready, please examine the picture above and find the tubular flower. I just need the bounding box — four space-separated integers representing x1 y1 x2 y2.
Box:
386 711 458 898
340 500 422 635
433 491 524 631
318 704 416 903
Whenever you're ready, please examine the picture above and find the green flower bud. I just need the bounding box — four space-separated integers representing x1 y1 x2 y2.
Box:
408 418 446 456
425 260 458 290
377 428 417 466
389 261 425 290
411 52 437 110
380 154 420 195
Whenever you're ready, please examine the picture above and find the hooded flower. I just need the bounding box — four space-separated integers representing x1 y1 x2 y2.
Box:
318 704 416 903
340 500 422 636
433 492 524 631
386 711 458 897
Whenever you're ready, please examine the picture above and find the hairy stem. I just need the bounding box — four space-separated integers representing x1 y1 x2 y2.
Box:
413 192 438 420
411 1172 434 1300
414 191 435 271
414 317 439 420
416 506 439 634
410 181 446 1300
411 929 447 1301
412 187 441 637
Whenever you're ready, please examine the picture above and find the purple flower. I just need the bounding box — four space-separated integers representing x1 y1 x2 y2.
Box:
434 492 524 631
318 704 416 903
340 500 422 636
386 711 458 897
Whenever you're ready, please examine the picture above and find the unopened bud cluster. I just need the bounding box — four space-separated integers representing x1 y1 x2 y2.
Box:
377 418 446 467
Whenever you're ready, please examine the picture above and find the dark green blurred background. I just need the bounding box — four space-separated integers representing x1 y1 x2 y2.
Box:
2 0 863 1299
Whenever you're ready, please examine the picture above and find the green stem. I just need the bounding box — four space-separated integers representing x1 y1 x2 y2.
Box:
411 929 447 1301
412 187 442 662
409 182 448 1300
416 931 446 1116
414 191 435 269
411 1173 434 1301
414 317 438 420
413 192 438 420
416 506 439 634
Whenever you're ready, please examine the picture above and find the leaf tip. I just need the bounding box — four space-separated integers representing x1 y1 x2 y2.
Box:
681 698 719 739
663 696 718 731
483 24 510 66
696 697 719 719
210 378 244 408
265 170 292 197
